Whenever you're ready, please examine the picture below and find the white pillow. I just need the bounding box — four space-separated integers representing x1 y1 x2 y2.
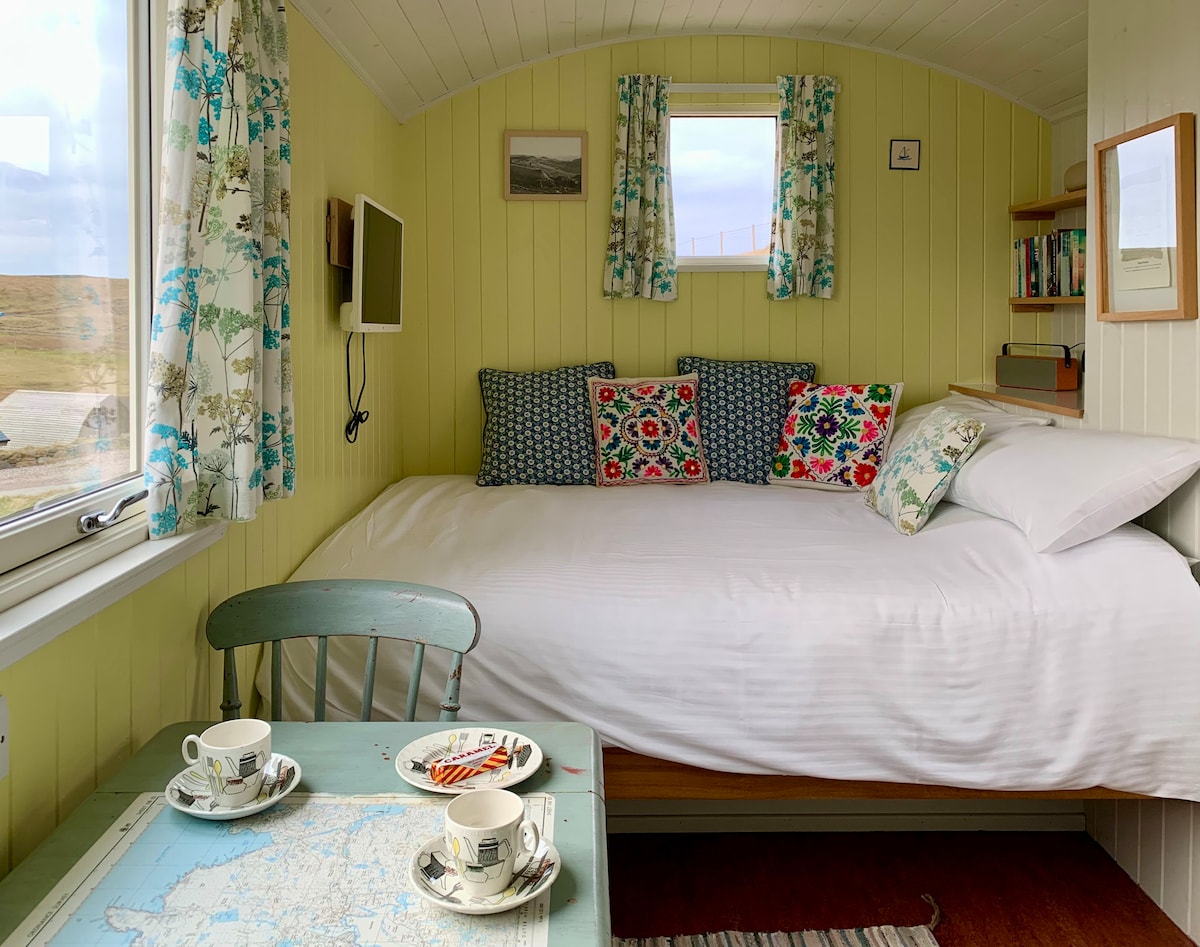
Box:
891 393 1049 451
945 424 1200 552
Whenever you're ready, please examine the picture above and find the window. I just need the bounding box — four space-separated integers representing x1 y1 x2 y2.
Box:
0 0 151 589
670 109 777 270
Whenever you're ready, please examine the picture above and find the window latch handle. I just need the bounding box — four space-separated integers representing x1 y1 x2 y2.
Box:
78 489 149 534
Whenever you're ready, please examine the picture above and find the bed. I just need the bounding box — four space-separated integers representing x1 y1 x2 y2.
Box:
262 473 1200 803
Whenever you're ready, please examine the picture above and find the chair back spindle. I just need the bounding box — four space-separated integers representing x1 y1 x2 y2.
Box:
361 636 380 722
314 636 329 721
406 642 426 722
270 640 282 722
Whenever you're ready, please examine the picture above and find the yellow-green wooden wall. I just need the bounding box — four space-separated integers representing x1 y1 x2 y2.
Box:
392 36 1052 478
0 10 405 878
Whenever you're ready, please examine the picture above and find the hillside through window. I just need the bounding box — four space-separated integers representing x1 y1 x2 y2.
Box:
670 115 776 259
0 0 147 579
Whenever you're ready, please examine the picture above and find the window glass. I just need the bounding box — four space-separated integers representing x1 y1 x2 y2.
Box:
0 0 137 531
670 116 776 257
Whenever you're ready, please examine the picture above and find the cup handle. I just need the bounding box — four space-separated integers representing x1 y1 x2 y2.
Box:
181 734 202 766
518 818 540 856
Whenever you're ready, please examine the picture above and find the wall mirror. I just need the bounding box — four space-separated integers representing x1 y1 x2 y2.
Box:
1095 112 1197 321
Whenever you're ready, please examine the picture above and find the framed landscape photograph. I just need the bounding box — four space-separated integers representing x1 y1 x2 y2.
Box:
504 130 588 200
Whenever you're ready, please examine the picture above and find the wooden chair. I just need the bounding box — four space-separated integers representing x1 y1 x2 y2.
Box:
206 578 481 723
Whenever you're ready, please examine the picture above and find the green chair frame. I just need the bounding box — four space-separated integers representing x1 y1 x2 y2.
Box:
206 579 481 723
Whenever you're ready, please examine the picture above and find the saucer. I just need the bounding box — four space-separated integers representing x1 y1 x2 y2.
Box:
394 727 544 794
165 753 301 820
409 834 561 915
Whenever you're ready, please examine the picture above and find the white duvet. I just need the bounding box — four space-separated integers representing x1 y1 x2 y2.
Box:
271 475 1200 800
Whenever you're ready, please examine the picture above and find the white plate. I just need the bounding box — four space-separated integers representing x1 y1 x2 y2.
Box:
409 834 561 915
165 753 301 820
394 727 543 794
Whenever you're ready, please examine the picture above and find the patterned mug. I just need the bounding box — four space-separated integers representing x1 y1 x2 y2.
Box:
443 788 540 897
181 719 271 809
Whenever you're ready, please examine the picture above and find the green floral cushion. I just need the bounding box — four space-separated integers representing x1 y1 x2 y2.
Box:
676 355 817 484
865 406 986 535
477 362 615 486
768 381 903 490
589 374 709 486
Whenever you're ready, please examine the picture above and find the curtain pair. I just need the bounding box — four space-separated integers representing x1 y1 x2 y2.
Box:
602 74 839 302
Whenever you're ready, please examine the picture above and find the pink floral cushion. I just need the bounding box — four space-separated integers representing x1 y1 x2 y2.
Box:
768 381 904 490
588 374 710 486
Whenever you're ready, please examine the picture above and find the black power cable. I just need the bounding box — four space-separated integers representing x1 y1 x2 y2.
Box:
344 331 370 443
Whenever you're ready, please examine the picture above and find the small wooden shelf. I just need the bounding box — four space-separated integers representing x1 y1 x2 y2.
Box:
949 382 1084 419
1009 189 1087 220
1009 295 1086 311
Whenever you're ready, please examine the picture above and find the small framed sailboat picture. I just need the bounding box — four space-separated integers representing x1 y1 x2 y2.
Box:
889 139 921 171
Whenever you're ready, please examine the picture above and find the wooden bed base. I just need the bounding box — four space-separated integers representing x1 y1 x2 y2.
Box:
601 748 1150 801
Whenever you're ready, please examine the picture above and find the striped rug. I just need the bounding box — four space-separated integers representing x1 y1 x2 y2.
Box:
614 897 941 947
613 928 939 947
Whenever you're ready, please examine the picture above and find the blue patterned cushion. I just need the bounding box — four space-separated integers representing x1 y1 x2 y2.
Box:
477 362 616 486
677 356 817 484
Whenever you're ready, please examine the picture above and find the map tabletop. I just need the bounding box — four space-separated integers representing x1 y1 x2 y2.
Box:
4 791 555 947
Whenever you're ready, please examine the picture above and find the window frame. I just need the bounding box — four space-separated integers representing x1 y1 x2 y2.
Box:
670 100 779 273
0 0 160 610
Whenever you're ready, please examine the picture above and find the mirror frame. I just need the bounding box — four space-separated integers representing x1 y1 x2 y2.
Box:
1094 112 1197 322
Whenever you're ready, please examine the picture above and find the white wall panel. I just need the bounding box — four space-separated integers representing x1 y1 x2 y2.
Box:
1083 2 1200 940
1163 801 1193 931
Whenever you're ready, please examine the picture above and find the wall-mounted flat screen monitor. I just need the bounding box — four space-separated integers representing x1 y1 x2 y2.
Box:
340 193 403 332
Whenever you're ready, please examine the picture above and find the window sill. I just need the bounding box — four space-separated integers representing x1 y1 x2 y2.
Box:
0 520 227 671
678 256 769 273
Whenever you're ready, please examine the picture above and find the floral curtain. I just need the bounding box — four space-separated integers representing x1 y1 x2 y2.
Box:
603 74 677 301
766 75 839 300
144 0 293 538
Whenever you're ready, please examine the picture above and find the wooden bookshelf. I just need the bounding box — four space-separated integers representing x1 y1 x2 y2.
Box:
1009 189 1087 220
949 382 1084 419
1009 295 1086 311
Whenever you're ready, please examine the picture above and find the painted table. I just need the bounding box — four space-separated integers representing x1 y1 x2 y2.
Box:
0 720 610 946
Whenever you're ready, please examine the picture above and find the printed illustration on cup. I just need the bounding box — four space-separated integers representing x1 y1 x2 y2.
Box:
181 718 272 809
444 788 540 897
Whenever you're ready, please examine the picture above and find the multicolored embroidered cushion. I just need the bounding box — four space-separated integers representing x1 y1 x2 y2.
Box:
768 381 904 490
676 356 817 484
865 407 986 535
588 374 709 486
477 362 616 486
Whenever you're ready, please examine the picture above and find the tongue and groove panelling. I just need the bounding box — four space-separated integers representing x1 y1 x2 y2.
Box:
388 35 1052 478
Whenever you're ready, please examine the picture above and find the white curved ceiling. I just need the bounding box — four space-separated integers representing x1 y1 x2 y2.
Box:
290 0 1087 122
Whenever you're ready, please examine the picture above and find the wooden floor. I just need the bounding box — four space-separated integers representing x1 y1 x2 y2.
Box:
607 832 1193 946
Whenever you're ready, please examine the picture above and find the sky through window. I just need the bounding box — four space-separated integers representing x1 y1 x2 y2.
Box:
670 115 776 257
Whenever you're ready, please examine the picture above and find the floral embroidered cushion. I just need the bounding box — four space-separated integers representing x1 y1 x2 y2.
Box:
865 406 986 535
677 356 817 484
477 362 616 486
588 374 710 486
768 381 904 490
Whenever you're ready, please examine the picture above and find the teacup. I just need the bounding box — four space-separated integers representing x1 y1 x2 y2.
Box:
181 719 271 809
444 788 541 897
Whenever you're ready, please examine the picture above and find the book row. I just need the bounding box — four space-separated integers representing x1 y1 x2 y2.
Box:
1013 229 1086 298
